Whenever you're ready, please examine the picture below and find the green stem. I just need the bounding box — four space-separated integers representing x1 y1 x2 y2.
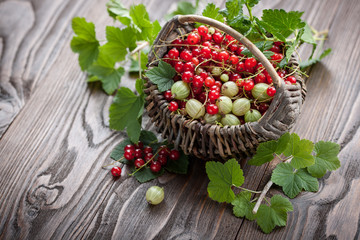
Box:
129 148 161 176
238 186 262 194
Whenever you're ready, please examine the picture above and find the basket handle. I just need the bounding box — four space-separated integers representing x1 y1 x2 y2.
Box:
178 15 282 88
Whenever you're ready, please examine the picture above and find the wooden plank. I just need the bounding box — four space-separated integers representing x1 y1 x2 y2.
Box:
0 0 359 239
237 0 360 239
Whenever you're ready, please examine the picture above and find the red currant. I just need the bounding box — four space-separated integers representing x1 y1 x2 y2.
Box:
213 32 224 44
111 166 122 177
236 45 245 56
214 81 222 88
206 104 219 114
198 25 208 36
236 62 245 72
245 57 257 69
124 149 135 160
230 73 241 82
182 71 194 83
201 46 211 58
196 92 206 103
270 45 281 53
169 149 180 161
180 50 193 61
144 153 154 162
228 43 238 52
209 90 220 101
271 53 283 62
187 32 201 44
200 71 208 79
254 73 266 84
244 80 255 91
259 103 270 113
287 76 297 84
134 141 144 149
143 146 153 154
157 155 167 166
193 75 204 88
218 51 230 62
134 148 143 158
150 161 162 173
124 144 135 152
134 158 145 168
210 85 220 92
211 50 219 60
274 41 284 46
164 90 173 101
174 61 184 73
183 62 195 72
159 146 170 156
205 77 215 87
191 57 199 66
229 55 239 65
267 86 276 97
192 48 201 57
192 86 203 94
168 48 179 59
169 101 179 112
202 41 212 47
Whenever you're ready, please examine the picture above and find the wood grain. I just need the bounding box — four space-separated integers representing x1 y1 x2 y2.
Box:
0 0 359 239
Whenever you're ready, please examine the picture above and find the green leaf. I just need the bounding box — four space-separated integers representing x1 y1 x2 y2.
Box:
241 41 273 57
206 159 244 203
202 3 225 23
301 23 316 45
109 87 144 143
279 29 304 68
283 133 315 169
255 195 293 233
133 167 164 183
248 132 290 166
245 0 260 8
87 64 125 95
300 48 331 69
106 0 132 26
129 4 157 43
307 141 341 178
231 191 256 220
70 17 99 71
166 1 198 19
275 132 291 154
260 9 305 40
145 61 176 92
100 26 137 63
248 140 278 166
139 130 158 146
87 75 100 82
165 151 189 174
271 163 319 198
220 0 253 36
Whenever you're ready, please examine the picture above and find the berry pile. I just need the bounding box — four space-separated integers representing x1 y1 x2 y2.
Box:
111 141 180 177
162 25 297 126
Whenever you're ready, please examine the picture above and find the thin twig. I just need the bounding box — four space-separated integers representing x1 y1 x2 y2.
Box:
252 157 293 214
130 41 149 55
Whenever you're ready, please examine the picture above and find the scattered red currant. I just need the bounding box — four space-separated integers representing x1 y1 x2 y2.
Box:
111 166 122 177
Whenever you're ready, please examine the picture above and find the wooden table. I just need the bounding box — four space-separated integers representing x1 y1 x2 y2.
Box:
1 0 359 239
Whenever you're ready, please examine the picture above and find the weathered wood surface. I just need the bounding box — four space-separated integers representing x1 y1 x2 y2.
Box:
0 0 359 239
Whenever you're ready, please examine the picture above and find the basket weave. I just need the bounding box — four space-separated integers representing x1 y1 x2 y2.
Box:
144 15 306 160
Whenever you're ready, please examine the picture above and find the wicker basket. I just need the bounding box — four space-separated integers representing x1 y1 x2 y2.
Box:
144 15 306 160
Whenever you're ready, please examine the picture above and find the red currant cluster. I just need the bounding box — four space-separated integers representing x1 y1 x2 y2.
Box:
111 142 180 177
162 25 297 125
